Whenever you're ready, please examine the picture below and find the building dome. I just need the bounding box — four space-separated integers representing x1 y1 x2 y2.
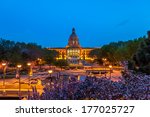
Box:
68 28 80 47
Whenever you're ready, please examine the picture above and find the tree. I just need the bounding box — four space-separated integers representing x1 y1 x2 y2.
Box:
43 49 59 65
132 32 150 74
89 37 144 65
0 38 16 61
89 48 103 64
54 60 68 69
0 38 45 66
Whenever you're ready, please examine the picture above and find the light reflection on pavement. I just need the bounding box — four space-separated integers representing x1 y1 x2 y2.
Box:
0 68 122 97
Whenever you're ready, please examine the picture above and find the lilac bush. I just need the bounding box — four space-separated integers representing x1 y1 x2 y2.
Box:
28 71 150 100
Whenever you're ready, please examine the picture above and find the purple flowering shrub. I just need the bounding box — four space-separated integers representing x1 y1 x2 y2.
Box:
28 71 150 100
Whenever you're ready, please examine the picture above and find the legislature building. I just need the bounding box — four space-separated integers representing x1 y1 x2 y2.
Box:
48 28 95 66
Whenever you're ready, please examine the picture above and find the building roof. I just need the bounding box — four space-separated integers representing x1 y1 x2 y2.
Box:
67 28 80 48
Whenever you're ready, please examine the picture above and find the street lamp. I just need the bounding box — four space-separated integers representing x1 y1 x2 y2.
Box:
27 62 31 66
27 63 33 76
102 58 107 61
27 63 33 92
109 65 112 79
17 65 22 68
17 64 22 99
102 58 107 78
48 70 53 86
37 58 42 70
48 70 53 77
2 62 7 95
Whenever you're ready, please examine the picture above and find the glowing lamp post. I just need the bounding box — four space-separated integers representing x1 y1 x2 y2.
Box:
27 63 31 66
48 70 53 86
109 65 112 79
17 64 22 99
102 58 107 78
27 63 33 91
27 63 33 76
48 70 53 77
17 65 22 68
2 63 6 86
2 62 7 95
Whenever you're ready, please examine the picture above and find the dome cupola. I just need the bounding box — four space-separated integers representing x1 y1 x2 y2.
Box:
68 28 80 47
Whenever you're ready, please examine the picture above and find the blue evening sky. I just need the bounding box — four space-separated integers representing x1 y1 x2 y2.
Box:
0 0 150 47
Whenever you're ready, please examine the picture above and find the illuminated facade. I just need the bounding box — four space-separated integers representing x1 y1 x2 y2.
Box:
48 28 95 65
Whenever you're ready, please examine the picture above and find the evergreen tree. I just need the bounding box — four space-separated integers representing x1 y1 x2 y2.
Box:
132 31 150 74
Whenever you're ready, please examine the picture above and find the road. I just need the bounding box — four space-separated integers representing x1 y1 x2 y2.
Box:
0 68 123 98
